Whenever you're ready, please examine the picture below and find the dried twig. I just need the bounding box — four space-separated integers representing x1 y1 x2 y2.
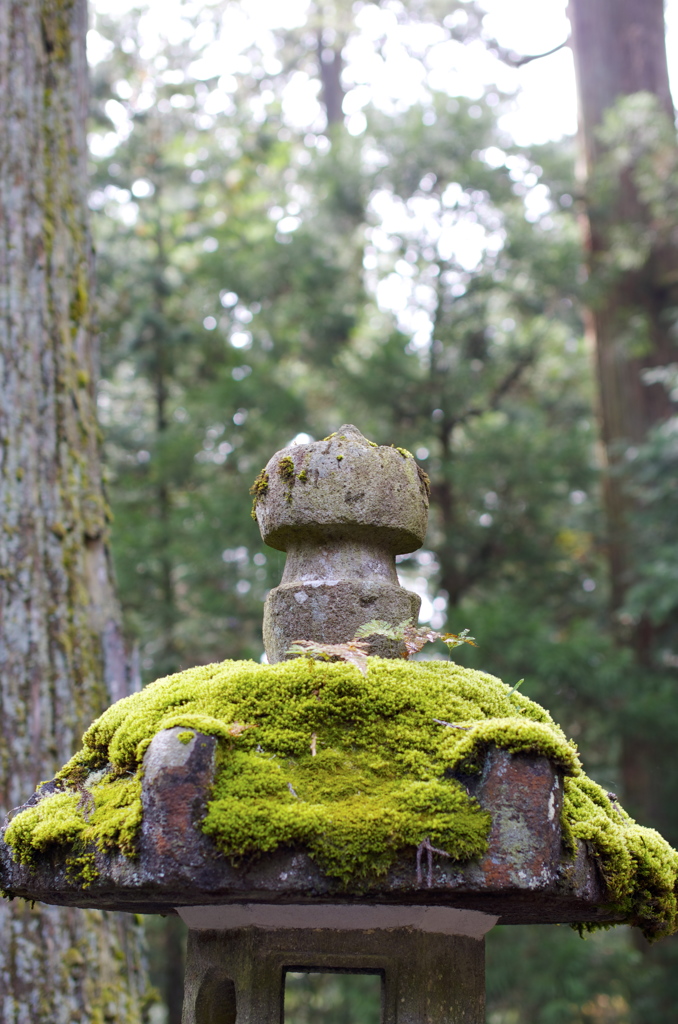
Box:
226 721 255 738
287 639 370 675
74 782 95 818
490 38 570 68
3 805 25 828
416 836 451 887
433 718 472 731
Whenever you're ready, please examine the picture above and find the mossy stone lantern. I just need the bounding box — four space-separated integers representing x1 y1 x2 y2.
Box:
3 426 678 1024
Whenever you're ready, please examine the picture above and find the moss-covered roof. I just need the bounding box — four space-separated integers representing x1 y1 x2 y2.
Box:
5 657 678 939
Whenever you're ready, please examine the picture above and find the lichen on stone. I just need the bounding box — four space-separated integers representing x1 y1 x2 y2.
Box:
416 465 431 497
4 658 678 939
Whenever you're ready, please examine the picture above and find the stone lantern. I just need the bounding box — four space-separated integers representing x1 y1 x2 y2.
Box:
2 426 677 1024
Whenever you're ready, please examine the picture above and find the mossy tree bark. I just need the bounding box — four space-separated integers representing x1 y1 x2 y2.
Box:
568 1 677 832
568 0 676 606
0 1 149 1019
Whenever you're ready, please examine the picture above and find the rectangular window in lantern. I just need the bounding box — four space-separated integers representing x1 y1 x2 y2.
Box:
284 970 383 1024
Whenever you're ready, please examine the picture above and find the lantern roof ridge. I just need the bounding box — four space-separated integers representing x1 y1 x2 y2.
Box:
3 654 678 940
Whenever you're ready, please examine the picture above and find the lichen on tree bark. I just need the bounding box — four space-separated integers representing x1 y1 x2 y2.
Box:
0 1 150 1019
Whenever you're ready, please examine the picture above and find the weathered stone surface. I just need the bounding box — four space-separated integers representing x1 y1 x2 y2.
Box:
181 925 486 1024
0 737 617 926
460 748 563 891
255 425 429 553
264 579 420 663
140 727 218 873
177 903 497 937
255 426 428 662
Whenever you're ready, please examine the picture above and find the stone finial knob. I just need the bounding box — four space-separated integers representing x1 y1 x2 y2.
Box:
253 425 430 663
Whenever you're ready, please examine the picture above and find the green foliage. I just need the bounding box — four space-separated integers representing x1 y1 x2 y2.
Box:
486 924 637 1024
624 412 678 629
89 1 592 686
285 972 382 1024
353 619 407 640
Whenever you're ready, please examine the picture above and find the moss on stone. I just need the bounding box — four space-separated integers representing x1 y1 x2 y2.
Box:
6 773 142 885
5 658 678 939
249 469 269 519
278 456 295 479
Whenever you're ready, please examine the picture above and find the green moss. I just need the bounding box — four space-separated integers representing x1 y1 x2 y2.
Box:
249 469 269 519
277 456 296 503
278 456 295 479
336 454 344 461
6 772 142 884
41 1 77 63
5 658 678 939
178 731 195 745
394 446 413 458
8 791 85 860
69 263 89 338
297 469 308 482
63 947 86 968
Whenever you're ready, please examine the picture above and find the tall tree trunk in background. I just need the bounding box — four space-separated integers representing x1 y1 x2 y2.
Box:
567 1 677 827
0 1 149 1020
317 30 345 127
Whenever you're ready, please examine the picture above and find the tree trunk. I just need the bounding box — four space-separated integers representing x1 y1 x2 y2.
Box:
567 0 677 838
568 0 676 610
0 1 149 1019
317 31 345 127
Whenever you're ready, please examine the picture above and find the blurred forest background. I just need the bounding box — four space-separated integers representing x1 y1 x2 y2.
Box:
83 0 678 1020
